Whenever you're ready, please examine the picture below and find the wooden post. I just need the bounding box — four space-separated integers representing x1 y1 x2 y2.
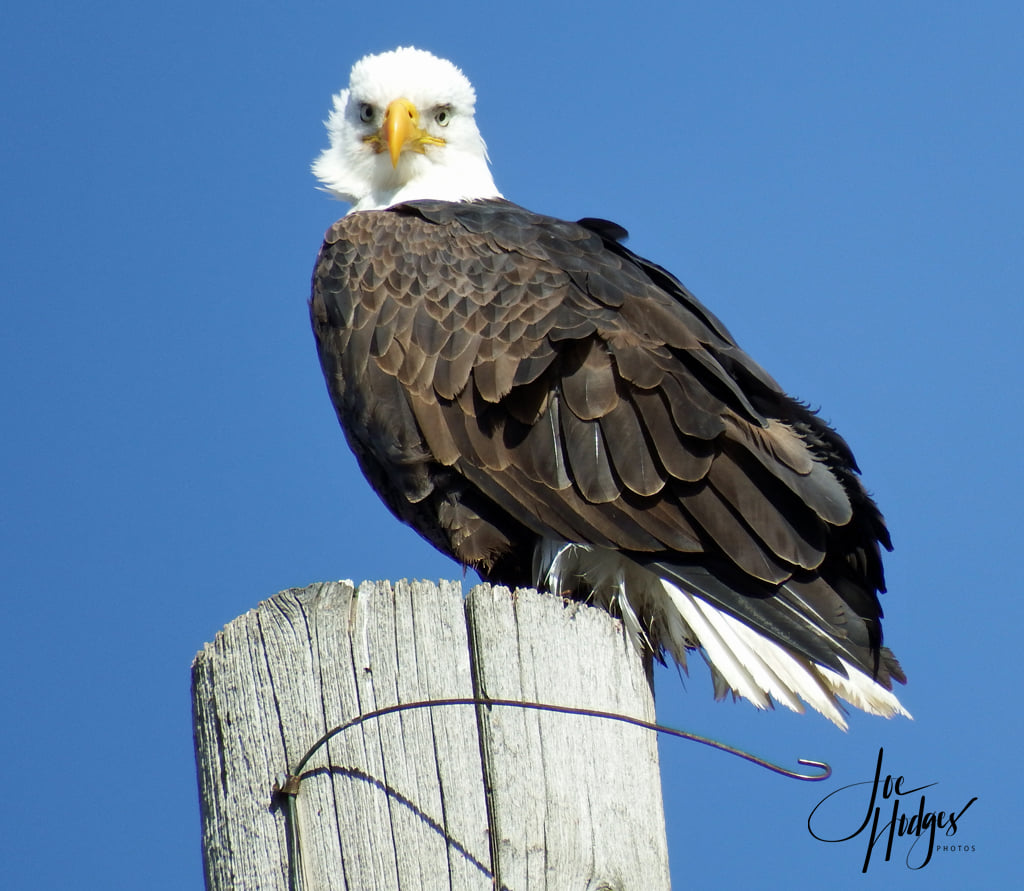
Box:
192 580 670 890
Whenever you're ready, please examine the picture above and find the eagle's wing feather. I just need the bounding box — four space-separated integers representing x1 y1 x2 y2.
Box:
310 198 904 695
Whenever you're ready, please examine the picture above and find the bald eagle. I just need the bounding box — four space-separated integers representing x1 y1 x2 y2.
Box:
310 47 908 729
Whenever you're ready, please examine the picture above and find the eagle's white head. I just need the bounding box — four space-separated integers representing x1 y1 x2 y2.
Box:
313 47 502 213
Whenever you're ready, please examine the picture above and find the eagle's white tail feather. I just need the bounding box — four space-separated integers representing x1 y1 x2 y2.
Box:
539 540 910 729
823 658 912 720
679 585 851 725
671 583 809 715
658 580 773 711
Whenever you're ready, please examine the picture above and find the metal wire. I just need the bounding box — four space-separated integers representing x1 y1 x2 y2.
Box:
272 695 831 888
284 695 832 781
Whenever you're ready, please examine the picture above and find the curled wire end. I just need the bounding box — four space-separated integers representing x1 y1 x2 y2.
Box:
794 759 832 781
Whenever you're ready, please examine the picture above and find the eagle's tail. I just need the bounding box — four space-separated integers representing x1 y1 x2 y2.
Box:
537 539 910 730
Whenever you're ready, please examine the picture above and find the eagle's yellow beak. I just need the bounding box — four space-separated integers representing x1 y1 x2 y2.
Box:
381 98 445 167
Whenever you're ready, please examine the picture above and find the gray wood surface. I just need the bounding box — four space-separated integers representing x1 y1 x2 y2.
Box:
192 580 670 890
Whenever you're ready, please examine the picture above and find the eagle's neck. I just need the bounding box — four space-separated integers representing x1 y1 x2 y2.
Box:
350 151 502 212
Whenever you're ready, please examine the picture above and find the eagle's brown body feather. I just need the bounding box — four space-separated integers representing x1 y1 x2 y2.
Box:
311 198 905 708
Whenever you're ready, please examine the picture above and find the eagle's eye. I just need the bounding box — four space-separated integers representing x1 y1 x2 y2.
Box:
358 102 375 124
434 106 452 127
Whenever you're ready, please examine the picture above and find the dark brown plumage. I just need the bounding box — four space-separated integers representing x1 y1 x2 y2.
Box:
311 198 906 725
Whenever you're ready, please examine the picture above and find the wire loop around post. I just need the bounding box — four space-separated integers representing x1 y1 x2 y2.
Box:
271 697 830 891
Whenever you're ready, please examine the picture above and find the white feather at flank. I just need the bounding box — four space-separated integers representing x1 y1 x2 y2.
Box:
539 540 911 730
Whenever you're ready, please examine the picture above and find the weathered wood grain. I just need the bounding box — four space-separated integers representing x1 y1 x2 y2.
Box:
192 580 669 890
467 586 669 890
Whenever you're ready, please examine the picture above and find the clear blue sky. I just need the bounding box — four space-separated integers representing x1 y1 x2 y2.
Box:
3 2 1020 888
